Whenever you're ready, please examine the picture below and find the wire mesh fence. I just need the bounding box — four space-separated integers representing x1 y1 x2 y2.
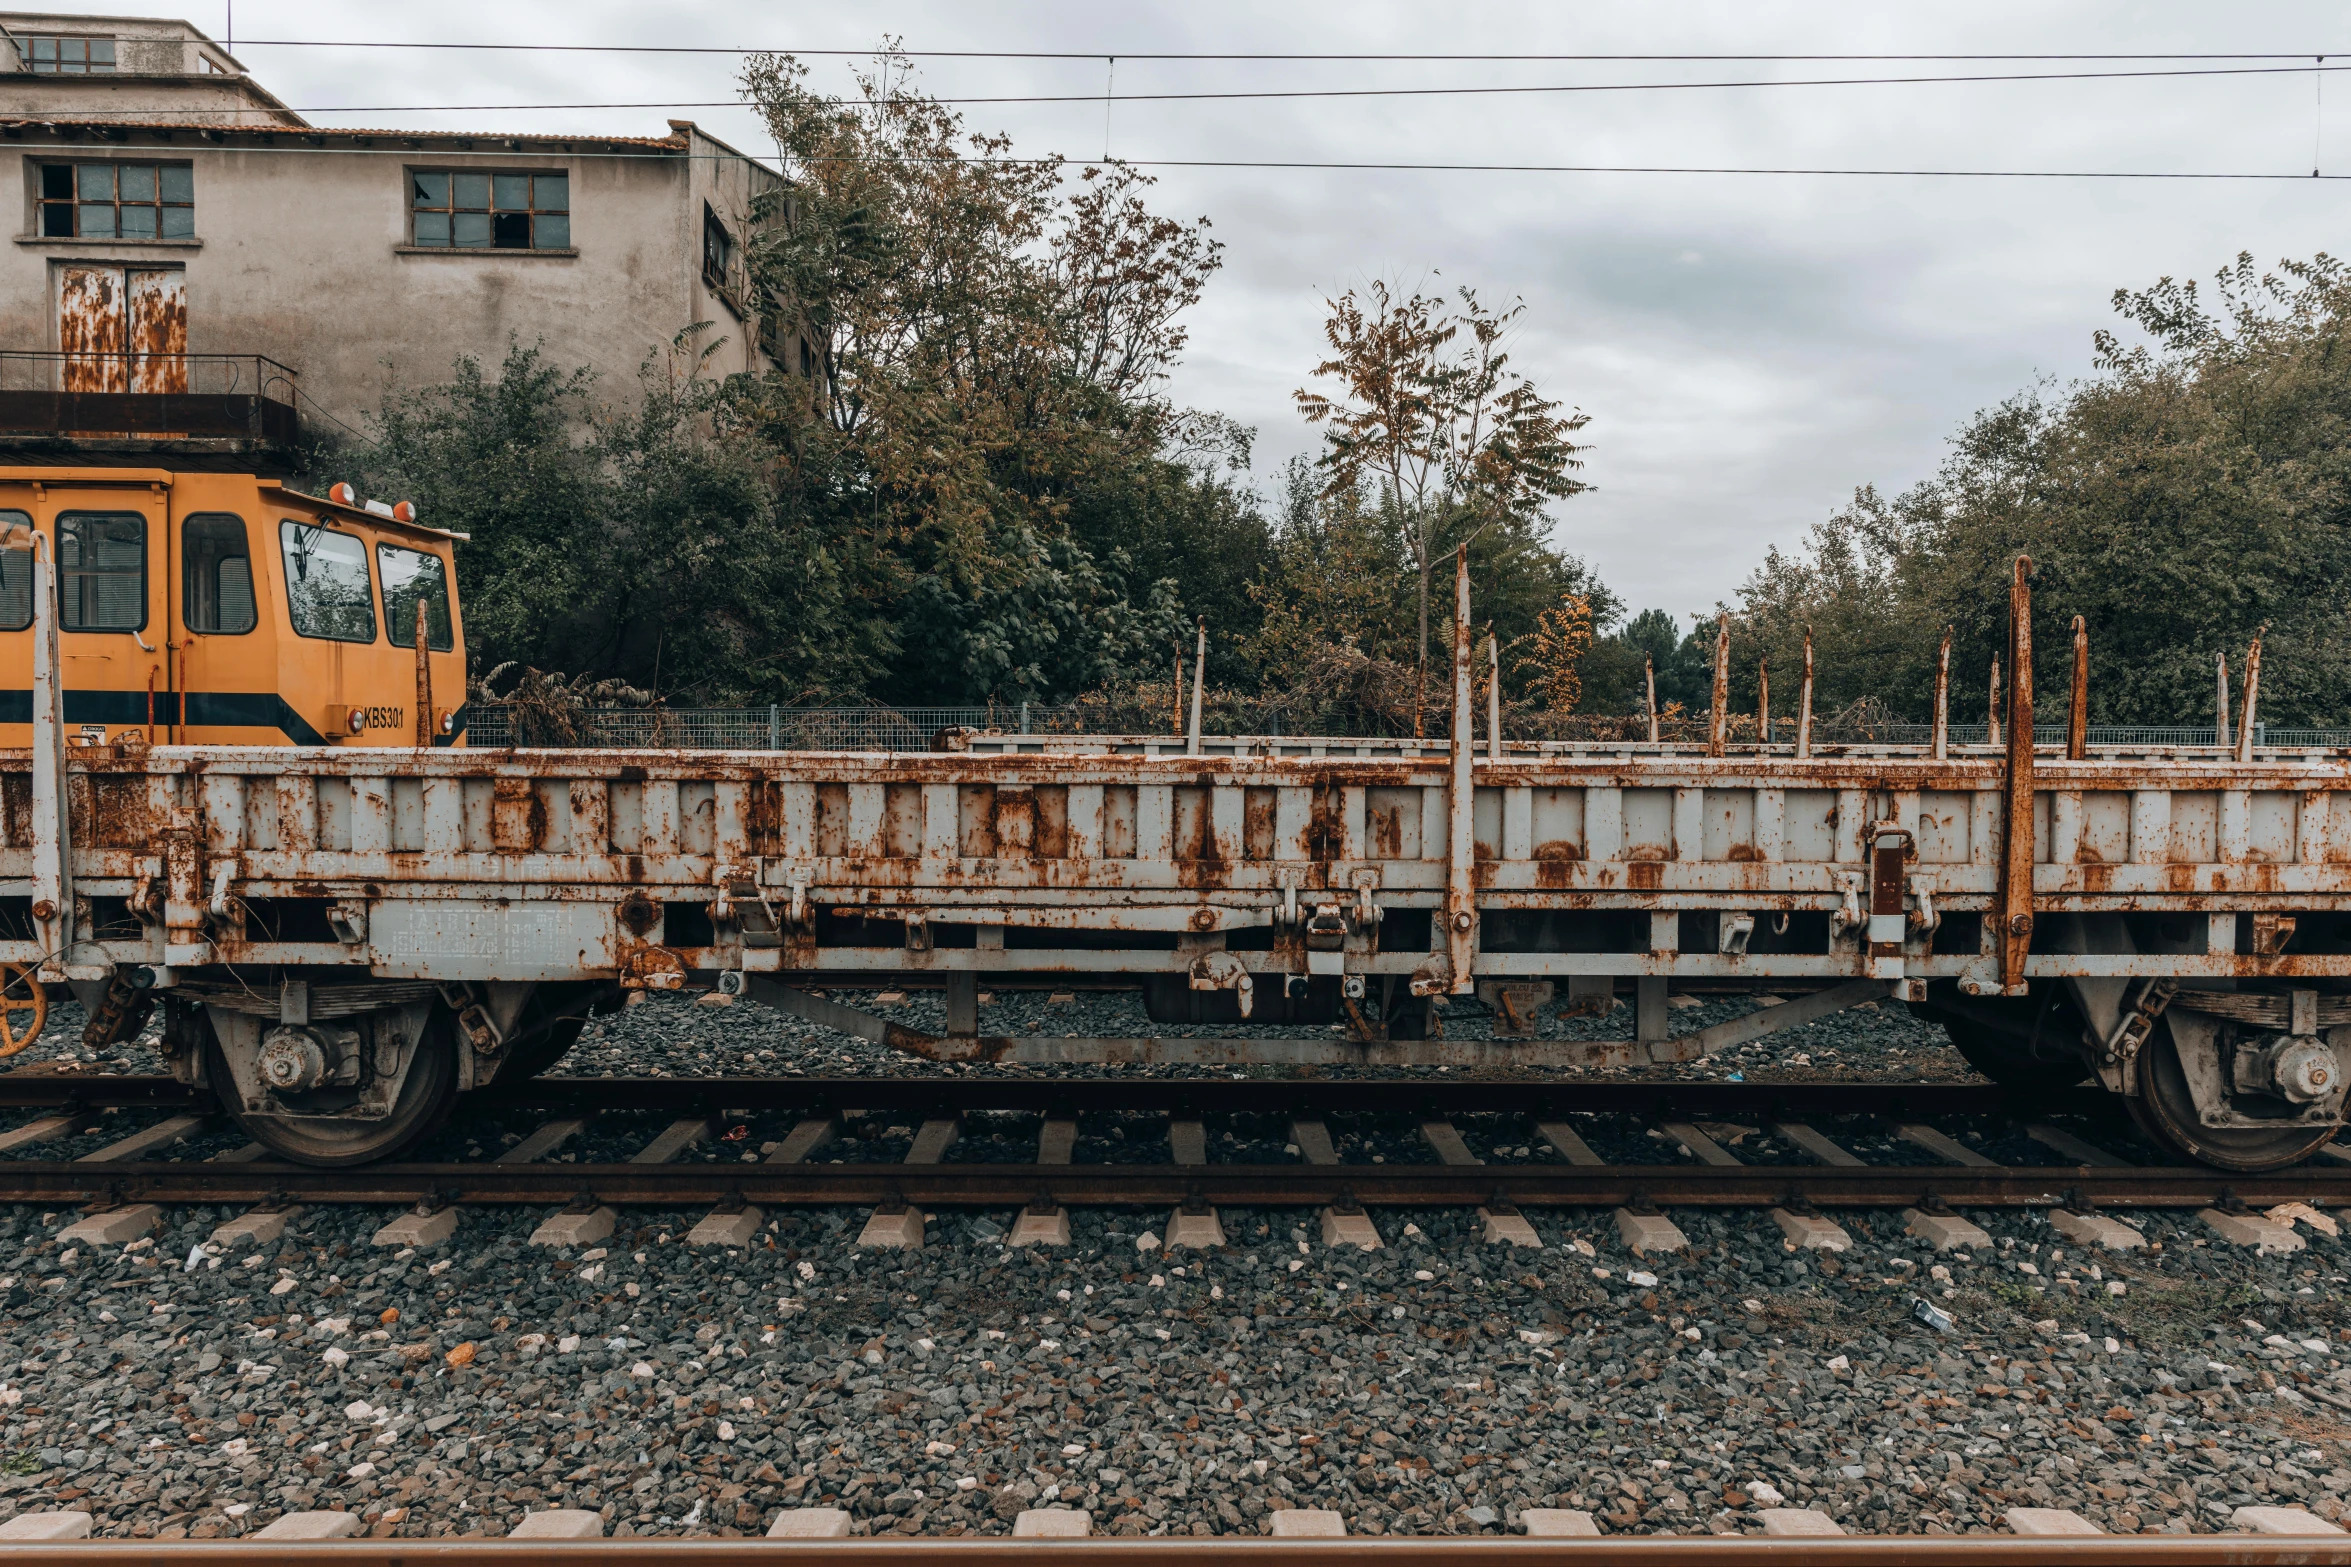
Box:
463 704 2351 753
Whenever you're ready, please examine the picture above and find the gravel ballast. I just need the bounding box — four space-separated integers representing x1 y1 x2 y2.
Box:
0 988 2341 1539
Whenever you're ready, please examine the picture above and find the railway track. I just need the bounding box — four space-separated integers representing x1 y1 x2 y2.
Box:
0 1536 2342 1560
7 1071 2351 1553
2 1074 2345 1217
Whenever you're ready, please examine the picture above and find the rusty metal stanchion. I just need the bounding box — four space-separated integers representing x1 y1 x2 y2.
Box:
1997 557 2036 996
1707 614 1729 758
2237 628 2265 764
2067 615 2088 761
1795 628 1814 760
1932 627 1951 761
2216 651 2231 751
1444 548 1476 995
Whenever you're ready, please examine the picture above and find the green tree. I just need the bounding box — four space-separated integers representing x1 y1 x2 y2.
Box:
1726 251 2351 727
343 338 864 704
1294 279 1593 725
740 46 1232 703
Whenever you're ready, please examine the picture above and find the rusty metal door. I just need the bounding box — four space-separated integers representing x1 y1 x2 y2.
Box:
126 270 186 394
57 265 125 393
56 265 184 394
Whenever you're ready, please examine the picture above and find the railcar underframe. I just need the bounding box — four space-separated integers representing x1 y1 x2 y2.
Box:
3 554 2348 1170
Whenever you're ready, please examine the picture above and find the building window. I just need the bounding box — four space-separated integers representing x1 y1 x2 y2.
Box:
702 205 732 289
280 520 376 643
183 514 256 636
22 35 115 74
409 170 569 250
38 163 195 240
57 513 146 633
377 545 454 652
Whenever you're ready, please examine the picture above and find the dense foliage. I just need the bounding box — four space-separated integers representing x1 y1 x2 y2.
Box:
1718 252 2351 727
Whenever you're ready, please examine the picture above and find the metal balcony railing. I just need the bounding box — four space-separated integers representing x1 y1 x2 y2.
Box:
0 353 300 445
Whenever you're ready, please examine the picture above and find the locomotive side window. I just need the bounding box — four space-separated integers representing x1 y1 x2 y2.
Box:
279 520 376 643
56 512 145 631
183 514 256 635
378 545 454 652
0 512 28 633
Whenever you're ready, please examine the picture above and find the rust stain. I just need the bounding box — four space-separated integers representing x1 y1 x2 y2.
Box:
993 786 1037 860
1244 787 1277 862
1303 781 1344 862
1532 840 1584 861
1535 858 1573 889
1725 843 1762 862
490 776 547 852
1367 805 1403 859
616 890 659 937
1628 862 1663 890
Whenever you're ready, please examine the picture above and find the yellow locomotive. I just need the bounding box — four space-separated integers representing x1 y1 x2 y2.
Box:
0 467 468 1064
0 467 466 748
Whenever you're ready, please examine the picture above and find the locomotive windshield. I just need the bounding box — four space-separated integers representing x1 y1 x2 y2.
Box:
379 543 454 651
280 519 376 642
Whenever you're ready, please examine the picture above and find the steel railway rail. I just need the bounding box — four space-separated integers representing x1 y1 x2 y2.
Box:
0 1532 2343 1559
3 1075 2345 1215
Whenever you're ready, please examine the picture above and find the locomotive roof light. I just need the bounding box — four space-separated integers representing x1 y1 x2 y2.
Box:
327 482 358 507
392 501 418 524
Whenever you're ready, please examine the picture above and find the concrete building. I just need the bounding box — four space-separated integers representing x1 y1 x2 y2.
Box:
0 10 800 465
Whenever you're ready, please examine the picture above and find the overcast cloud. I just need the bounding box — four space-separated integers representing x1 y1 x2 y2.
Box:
86 0 2351 623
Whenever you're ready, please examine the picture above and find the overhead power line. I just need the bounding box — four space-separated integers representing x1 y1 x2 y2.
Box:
228 42 2348 62
20 136 2351 179
244 60 2351 115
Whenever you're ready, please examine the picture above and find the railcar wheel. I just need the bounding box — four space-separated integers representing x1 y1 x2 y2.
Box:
487 982 616 1082
1937 1015 2090 1092
210 1010 457 1167
0 966 47 1057
2125 1017 2341 1172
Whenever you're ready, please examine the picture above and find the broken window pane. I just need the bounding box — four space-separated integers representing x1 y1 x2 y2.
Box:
43 162 193 241
280 520 376 643
409 167 574 252
57 512 145 633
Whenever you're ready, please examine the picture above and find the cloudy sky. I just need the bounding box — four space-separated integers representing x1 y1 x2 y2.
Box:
95 0 2351 623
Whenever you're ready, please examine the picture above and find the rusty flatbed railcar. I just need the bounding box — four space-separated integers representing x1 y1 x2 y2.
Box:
0 545 2343 1171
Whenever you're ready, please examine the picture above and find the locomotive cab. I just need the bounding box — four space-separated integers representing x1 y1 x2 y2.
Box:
0 467 467 749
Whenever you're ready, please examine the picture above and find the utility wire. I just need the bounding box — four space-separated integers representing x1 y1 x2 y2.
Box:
18 135 2351 179
225 42 2350 61
113 60 2351 116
